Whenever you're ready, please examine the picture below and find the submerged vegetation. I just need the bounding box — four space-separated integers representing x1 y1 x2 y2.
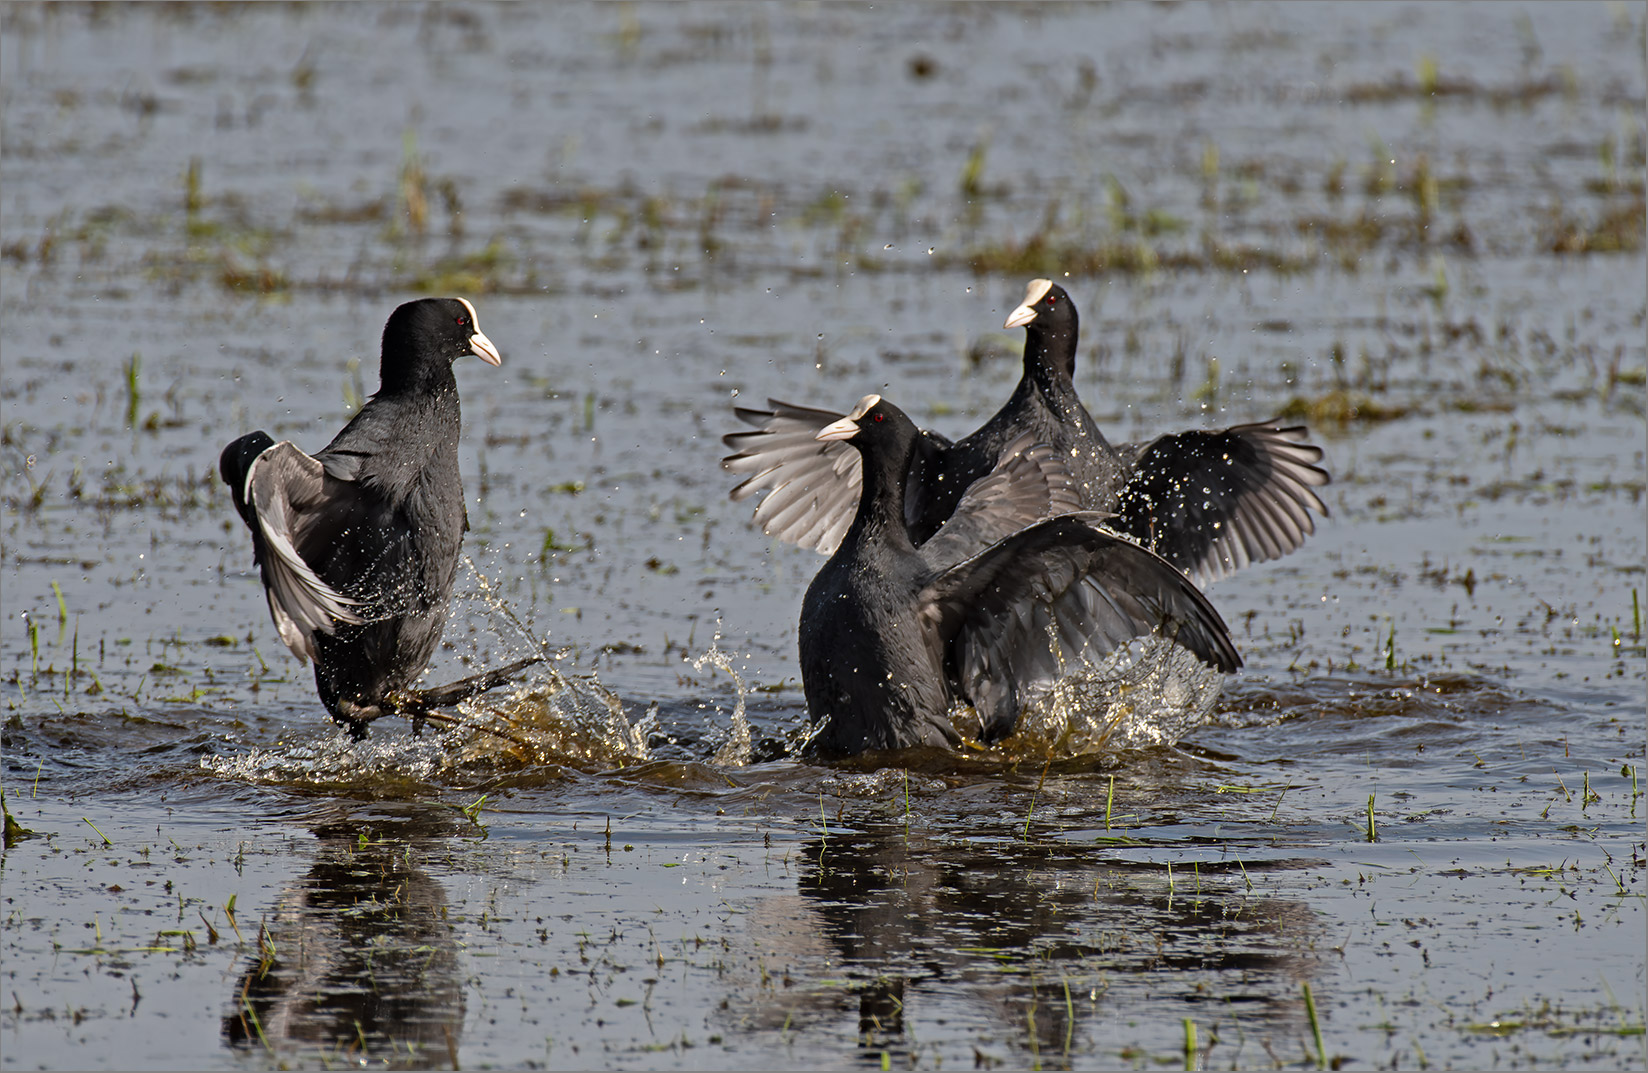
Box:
3 101 1642 301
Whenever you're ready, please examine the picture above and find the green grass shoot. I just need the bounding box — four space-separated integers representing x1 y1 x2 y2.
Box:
124 353 142 428
1024 759 1051 840
1303 981 1328 1068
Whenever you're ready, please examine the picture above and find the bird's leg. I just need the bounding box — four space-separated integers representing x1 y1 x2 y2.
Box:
401 655 545 709
331 698 387 740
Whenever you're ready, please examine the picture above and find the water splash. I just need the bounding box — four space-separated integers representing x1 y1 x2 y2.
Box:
956 635 1226 760
205 556 656 784
203 657 652 787
432 556 651 767
450 554 548 661
456 656 651 769
201 725 467 790
690 633 753 767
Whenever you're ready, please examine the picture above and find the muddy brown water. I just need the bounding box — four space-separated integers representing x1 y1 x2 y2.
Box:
2 4 1644 1070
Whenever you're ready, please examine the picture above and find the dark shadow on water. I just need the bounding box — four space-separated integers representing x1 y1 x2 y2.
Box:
221 810 467 1070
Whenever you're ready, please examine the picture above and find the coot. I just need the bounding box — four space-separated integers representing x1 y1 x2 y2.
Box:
798 394 1240 758
221 297 522 737
725 280 1329 585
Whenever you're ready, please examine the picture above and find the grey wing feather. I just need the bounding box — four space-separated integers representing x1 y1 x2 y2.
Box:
919 434 1083 566
721 399 863 555
921 514 1240 741
245 442 364 663
1113 423 1330 586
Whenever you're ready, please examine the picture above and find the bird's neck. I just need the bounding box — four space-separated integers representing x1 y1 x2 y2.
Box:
380 358 459 399
1023 325 1079 401
843 444 917 554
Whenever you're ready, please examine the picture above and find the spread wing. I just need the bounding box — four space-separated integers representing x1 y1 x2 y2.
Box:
917 434 1082 566
240 441 365 663
1112 422 1329 586
722 398 951 555
920 513 1241 742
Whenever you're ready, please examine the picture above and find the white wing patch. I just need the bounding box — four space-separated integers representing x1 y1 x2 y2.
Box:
722 400 864 555
246 442 364 664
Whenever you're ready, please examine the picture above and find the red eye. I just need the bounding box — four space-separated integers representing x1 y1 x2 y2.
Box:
456 315 469 327
1045 295 1056 305
873 413 884 422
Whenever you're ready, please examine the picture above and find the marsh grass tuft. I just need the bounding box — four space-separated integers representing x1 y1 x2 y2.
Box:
2 784 37 847
124 354 142 428
959 137 990 199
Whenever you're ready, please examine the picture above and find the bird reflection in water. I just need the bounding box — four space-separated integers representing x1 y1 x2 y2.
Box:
720 817 1325 1065
222 813 465 1068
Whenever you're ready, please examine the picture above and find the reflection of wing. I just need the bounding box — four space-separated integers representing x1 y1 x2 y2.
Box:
921 513 1241 742
723 399 955 555
919 434 1081 565
1113 423 1329 586
243 442 364 663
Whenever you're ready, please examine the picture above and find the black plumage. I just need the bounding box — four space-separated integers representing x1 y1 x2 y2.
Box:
220 297 510 737
725 279 1330 586
798 395 1241 759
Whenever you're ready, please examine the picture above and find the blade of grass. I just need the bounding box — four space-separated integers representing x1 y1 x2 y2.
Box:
1303 981 1327 1068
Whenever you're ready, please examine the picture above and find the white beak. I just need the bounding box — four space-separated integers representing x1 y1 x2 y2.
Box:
469 329 502 366
1003 303 1038 330
816 416 860 442
1004 278 1054 329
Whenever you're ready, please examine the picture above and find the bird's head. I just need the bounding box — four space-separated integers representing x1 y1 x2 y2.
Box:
1003 278 1075 333
379 297 501 391
815 394 915 450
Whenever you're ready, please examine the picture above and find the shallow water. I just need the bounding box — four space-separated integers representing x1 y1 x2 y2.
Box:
2 3 1645 1069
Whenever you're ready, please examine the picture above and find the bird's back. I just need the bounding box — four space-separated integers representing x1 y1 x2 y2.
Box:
308 388 465 611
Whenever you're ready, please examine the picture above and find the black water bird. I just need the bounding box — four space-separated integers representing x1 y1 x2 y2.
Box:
797 395 1241 758
221 297 531 737
725 279 1329 586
